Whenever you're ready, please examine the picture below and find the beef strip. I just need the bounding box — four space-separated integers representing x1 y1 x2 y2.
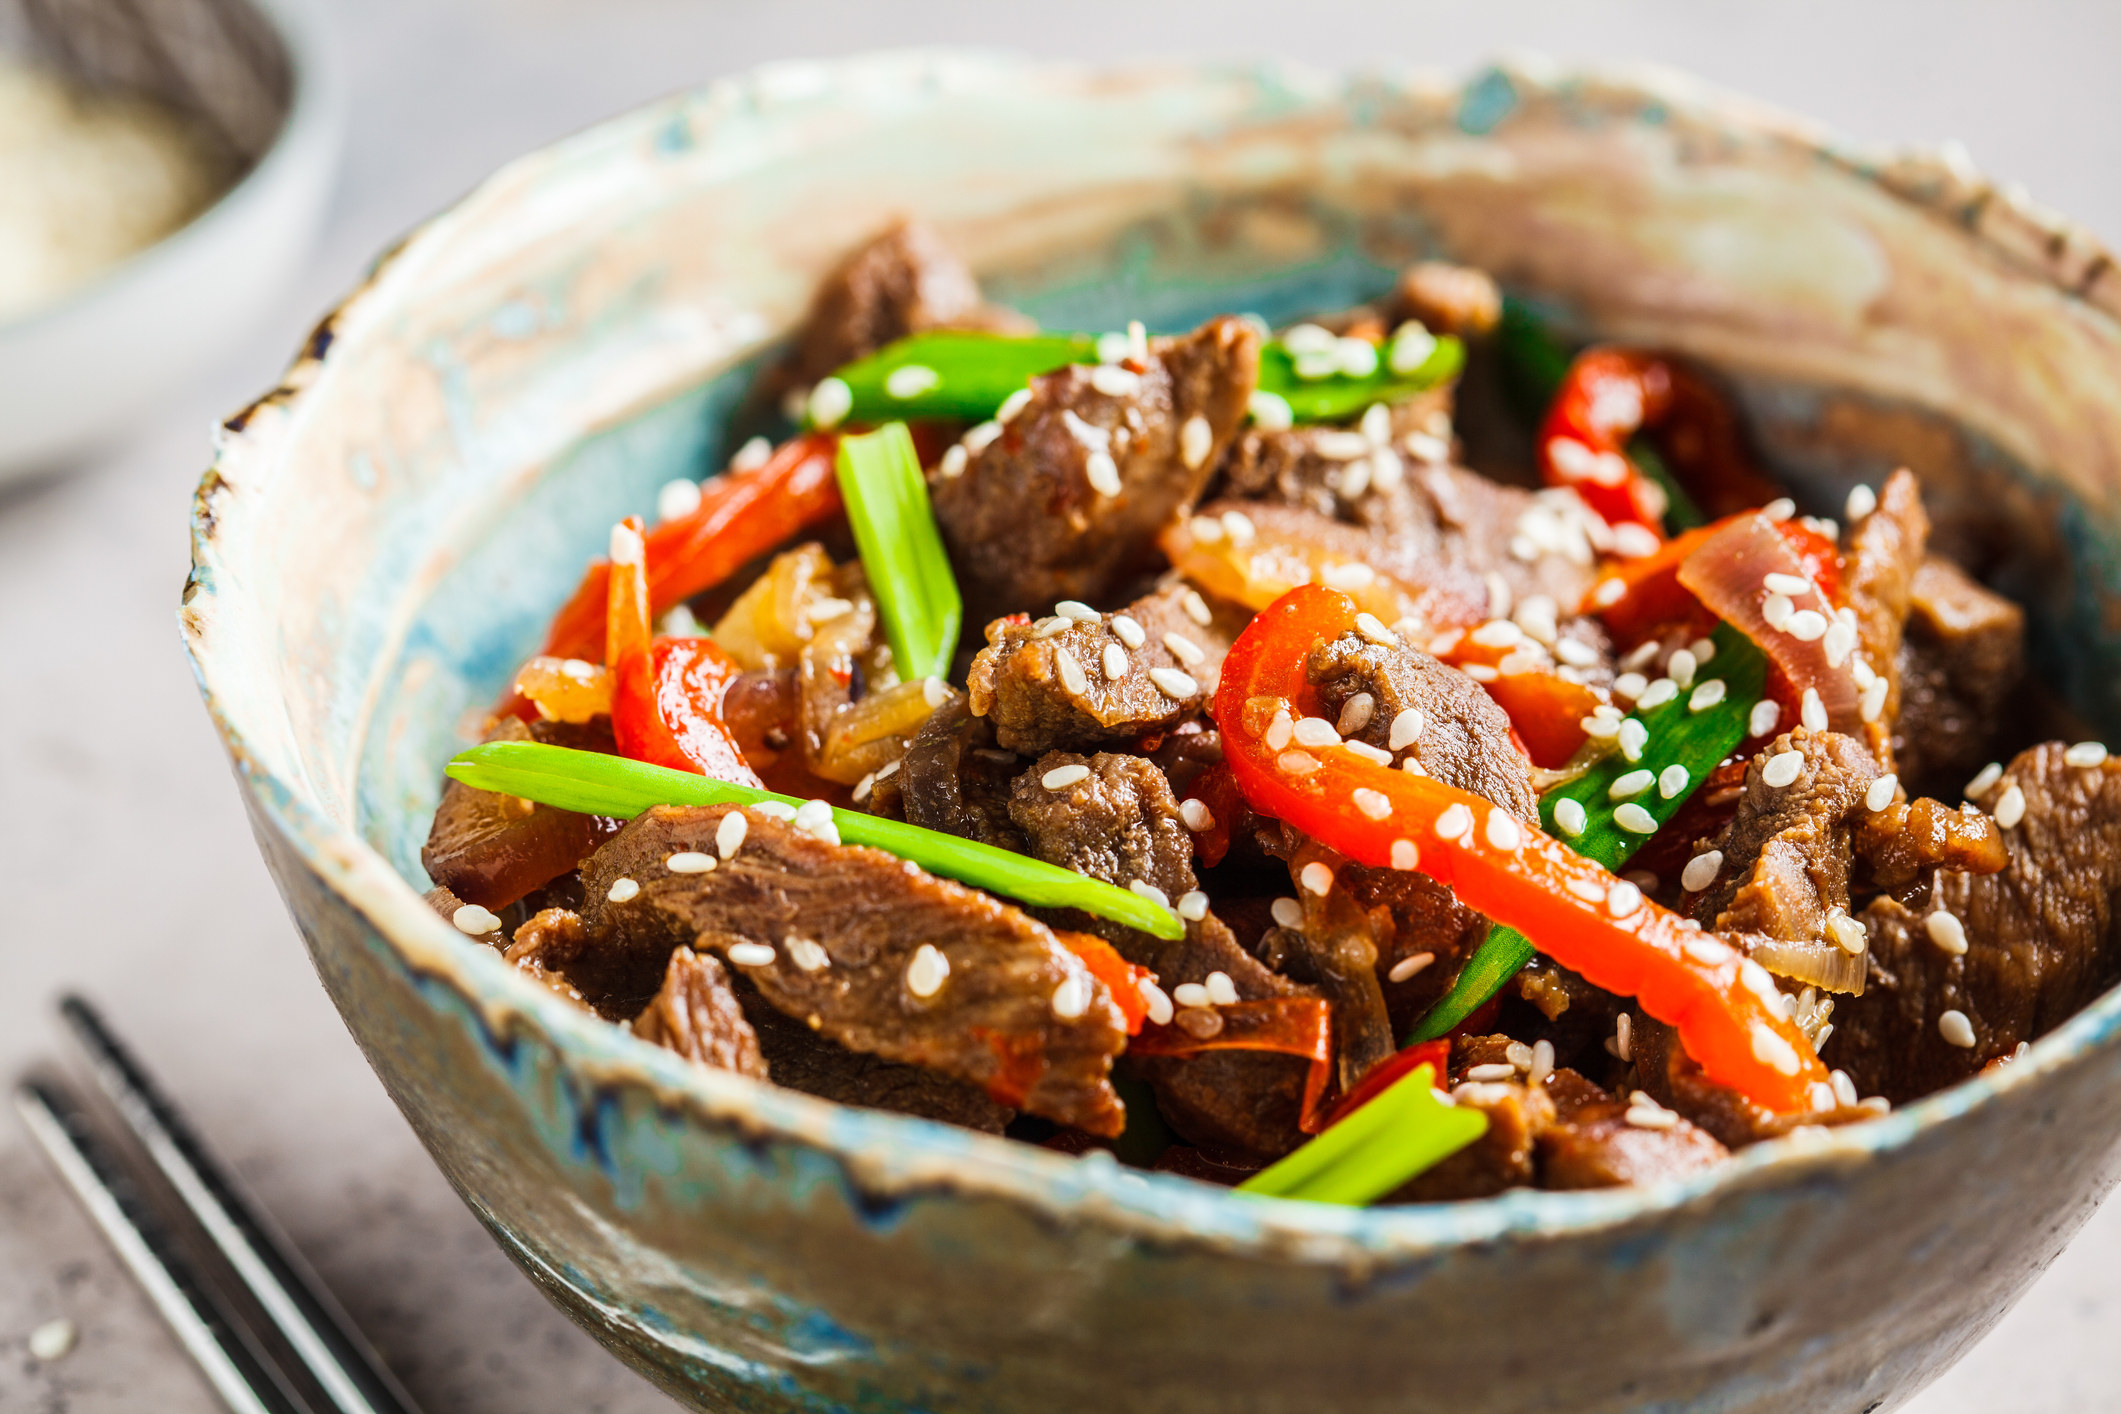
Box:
933 316 1260 621
578 805 1128 1134
422 716 622 910
1835 744 2121 1101
783 219 1023 387
500 908 597 1013
898 698 1026 851
734 987 1014 1133
1337 864 1490 1045
1537 1098 1730 1189
965 581 1248 755
1893 556 2027 791
1307 630 1539 820
1388 261 1503 337
1840 468 1929 766
1005 750 1318 1159
1391 1077 1553 1201
1628 1014 1866 1149
632 949 768 1079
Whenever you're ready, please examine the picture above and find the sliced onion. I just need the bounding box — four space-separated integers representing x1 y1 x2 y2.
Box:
1676 513 1861 733
1745 934 1868 996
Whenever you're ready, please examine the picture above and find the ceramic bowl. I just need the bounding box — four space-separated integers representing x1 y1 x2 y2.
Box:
0 0 341 479
183 53 2121 1413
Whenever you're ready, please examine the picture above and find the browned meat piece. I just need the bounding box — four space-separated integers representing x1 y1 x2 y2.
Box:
1273 841 1398 1088
1510 958 1627 1071
632 949 768 1078
422 716 622 910
1629 1015 1866 1149
734 987 1014 1133
579 805 1128 1134
933 316 1261 620
1836 744 2121 1102
897 699 1026 851
501 907 597 1013
1893 556 2027 791
1392 1076 1554 1201
1388 261 1503 337
1005 750 1318 1159
421 884 482 937
1852 796 2007 891
1840 468 1929 765
783 219 1022 386
965 581 1247 755
1691 729 1881 940
1216 390 1454 527
1538 1100 1729 1189
1307 630 1538 820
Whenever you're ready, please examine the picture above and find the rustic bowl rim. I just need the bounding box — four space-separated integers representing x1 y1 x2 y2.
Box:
184 47 2121 1262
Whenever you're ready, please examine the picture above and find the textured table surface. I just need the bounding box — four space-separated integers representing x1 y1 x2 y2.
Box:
3 2 2116 1409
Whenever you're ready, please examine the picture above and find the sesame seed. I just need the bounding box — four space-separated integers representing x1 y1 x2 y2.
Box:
1466 1062 1516 1083
1786 609 1828 642
806 377 853 428
1567 878 1606 904
1485 810 1522 850
727 941 777 967
1830 1068 1860 1107
1762 593 1795 631
1387 951 1436 984
1390 839 1420 870
886 363 940 399
1261 707 1294 750
1581 714 1621 740
1666 649 1698 689
1554 798 1588 836
1108 614 1146 650
1636 678 1679 710
1750 699 1782 737
1158 632 1205 669
1181 588 1213 627
1926 910 1969 956
752 800 797 822
1609 769 1655 800
1090 363 1141 397
1822 618 1857 667
1172 982 1212 1009
1764 572 1814 597
2066 741 2110 768
1101 643 1129 680
1762 751 1805 788
1336 692 1376 734
1526 1039 1556 1088
1355 612 1398 646
1865 774 1898 812
1051 973 1092 1020
1607 880 1644 917
1659 764 1691 799
1938 1009 1977 1049
784 935 831 972
1177 890 1210 921
1085 451 1122 498
1845 484 1877 520
923 677 950 708
1042 763 1091 790
1300 861 1336 895
717 811 748 859
730 435 773 472
1388 708 1425 751
1132 977 1174 1026
1248 390 1294 430
997 387 1034 422
1282 321 1335 355
1471 619 1523 649
1614 803 1659 834
793 799 839 844
1031 616 1069 639
1685 936 1736 966
963 420 1003 454
1808 1081 1837 1113
1054 647 1089 696
607 876 641 904
1270 897 1304 928
657 477 703 523
1613 1013 1633 1061
1593 578 1628 607
451 903 502 936
1626 1104 1679 1130
1189 514 1223 543
1763 497 1796 520
1220 509 1256 545
663 849 717 875
1859 677 1888 722
1205 971 1240 1006
1556 637 1600 668
1149 667 1199 700
938 445 968 479
1429 629 1466 657
907 943 950 997
1293 716 1340 748
1965 761 2003 799
1750 1022 1802 1076
1179 798 1215 832
1618 719 1649 762
1353 788 1393 821
1828 911 1869 954
1994 784 2026 829
876 758 901 781
1130 879 1171 908
1435 803 1474 841
1689 679 1727 713
1611 523 1661 559
1680 851 1724 892
1166 411 1211 472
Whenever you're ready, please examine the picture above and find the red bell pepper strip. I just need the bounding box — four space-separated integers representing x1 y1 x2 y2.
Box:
1057 931 1151 1035
1540 349 1782 532
1212 583 1828 1114
1127 998 1337 1133
611 637 764 787
1178 762 1246 869
1316 1039 1450 1130
605 516 652 668
542 433 842 664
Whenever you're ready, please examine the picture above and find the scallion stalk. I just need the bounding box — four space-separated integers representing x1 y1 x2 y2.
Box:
834 423 961 682
1236 1064 1486 1205
445 740 1184 940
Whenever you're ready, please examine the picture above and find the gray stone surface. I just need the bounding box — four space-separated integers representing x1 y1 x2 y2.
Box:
1 1 2113 1409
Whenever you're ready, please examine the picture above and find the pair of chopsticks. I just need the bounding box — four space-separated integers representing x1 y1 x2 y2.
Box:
14 996 424 1414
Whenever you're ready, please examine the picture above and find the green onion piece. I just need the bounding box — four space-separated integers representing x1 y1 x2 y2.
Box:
1236 1064 1486 1205
1495 295 1573 422
1629 438 1707 533
835 423 961 681
1407 625 1768 1042
446 740 1185 940
813 328 1465 431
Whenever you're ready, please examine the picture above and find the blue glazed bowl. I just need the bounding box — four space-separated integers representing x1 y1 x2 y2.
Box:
183 53 2121 1413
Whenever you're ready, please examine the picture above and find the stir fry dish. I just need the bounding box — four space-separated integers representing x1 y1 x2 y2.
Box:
421 220 2118 1205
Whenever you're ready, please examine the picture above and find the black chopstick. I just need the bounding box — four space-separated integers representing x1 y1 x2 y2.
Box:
56 996 426 1414
14 1076 304 1414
